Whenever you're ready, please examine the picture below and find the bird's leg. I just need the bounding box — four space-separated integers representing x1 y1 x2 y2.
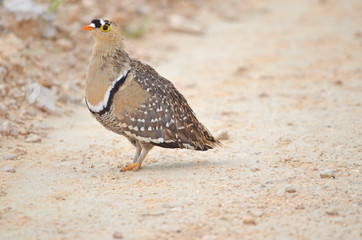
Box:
121 145 152 172
133 142 141 163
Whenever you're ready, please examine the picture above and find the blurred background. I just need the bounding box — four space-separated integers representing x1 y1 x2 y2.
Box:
0 0 360 139
0 0 253 138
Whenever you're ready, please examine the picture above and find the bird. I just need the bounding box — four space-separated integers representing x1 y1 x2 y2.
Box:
82 19 220 171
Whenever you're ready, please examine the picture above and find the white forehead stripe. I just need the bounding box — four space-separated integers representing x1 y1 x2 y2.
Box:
89 23 96 28
100 19 105 25
86 69 129 113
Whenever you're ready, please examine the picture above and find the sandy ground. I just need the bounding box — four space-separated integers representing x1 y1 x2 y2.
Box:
1 0 361 239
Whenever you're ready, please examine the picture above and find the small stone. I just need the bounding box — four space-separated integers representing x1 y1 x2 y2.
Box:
41 12 56 39
1 166 16 173
0 66 7 82
4 0 44 21
19 127 29 136
0 190 7 197
168 14 204 34
13 148 27 155
234 66 248 76
285 187 296 193
320 169 335 178
242 216 256 225
217 131 229 140
113 231 123 239
25 133 42 143
40 78 53 88
0 121 20 137
0 84 10 97
334 80 343 86
26 83 58 114
295 204 305 210
55 195 66 201
161 203 177 208
56 38 73 51
2 155 18 160
0 102 7 113
326 209 338 216
250 167 260 172
259 92 269 98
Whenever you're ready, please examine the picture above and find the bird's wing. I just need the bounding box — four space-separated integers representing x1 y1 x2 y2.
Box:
114 59 219 150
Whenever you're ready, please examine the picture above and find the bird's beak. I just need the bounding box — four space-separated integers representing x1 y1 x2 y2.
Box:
82 25 95 31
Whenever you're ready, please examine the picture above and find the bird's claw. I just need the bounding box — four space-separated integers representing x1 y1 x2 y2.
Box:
121 163 141 172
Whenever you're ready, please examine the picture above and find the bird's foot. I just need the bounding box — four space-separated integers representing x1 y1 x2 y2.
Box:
121 163 141 172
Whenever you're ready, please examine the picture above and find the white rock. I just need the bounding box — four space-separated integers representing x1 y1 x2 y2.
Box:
56 38 73 51
168 14 205 34
26 83 58 114
0 121 20 137
4 0 45 21
25 133 42 143
0 84 9 97
112 231 123 239
2 155 18 160
41 12 56 39
0 102 7 113
0 34 25 67
0 66 7 82
285 187 296 193
326 208 338 216
320 169 335 178
217 131 229 140
1 166 16 173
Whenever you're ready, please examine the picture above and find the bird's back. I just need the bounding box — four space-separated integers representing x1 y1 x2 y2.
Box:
111 59 220 151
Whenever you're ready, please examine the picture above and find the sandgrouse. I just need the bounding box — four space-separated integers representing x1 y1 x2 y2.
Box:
83 19 220 171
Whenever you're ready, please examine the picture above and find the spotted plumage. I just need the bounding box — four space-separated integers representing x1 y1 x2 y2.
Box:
83 19 220 171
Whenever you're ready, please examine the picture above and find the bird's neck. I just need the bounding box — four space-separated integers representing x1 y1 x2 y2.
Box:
92 41 131 69
93 41 125 56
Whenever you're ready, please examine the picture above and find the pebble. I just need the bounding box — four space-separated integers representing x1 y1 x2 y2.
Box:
56 38 73 51
13 148 27 155
2 155 18 160
25 82 58 114
250 167 260 172
3 0 43 21
25 133 42 143
168 14 204 34
285 187 296 193
55 195 66 201
0 121 20 137
326 208 338 216
112 231 123 239
217 131 229 140
0 66 7 82
161 203 178 208
0 102 7 113
0 84 9 97
0 190 7 197
40 78 53 88
320 169 335 178
1 166 16 173
41 12 56 39
242 216 256 225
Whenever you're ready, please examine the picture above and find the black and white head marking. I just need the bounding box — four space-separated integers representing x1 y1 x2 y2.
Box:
90 19 110 28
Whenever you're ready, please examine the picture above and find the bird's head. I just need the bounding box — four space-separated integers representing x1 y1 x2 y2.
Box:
82 19 121 43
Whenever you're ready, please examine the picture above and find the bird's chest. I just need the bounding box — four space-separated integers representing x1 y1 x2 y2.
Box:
85 66 116 107
90 105 125 135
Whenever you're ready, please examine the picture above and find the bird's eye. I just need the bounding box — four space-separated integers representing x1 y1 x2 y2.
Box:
101 24 110 32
